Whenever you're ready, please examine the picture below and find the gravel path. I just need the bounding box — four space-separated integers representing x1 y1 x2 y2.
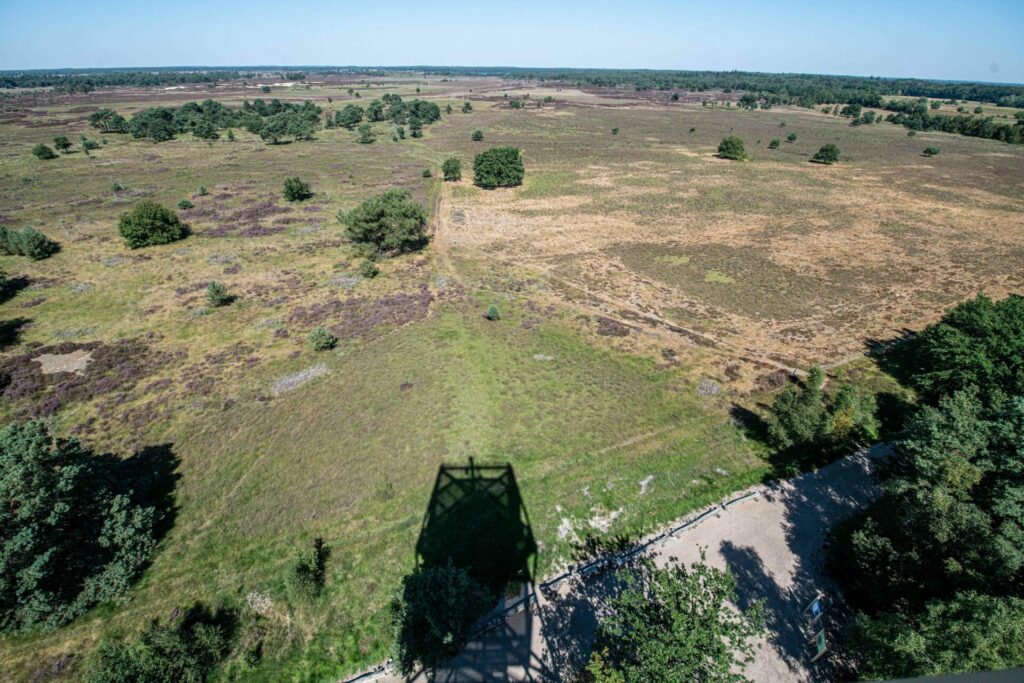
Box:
363 446 887 683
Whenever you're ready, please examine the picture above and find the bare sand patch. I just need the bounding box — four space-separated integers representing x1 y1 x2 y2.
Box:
33 349 93 375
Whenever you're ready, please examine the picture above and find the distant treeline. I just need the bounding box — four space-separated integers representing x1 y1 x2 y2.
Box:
0 69 305 93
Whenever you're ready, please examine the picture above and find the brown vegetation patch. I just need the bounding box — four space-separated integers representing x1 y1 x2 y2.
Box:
287 286 434 340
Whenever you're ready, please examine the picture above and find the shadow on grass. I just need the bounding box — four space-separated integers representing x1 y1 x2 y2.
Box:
0 316 31 351
0 275 30 305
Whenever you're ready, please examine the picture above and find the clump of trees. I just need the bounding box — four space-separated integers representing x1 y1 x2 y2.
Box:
583 553 765 682
0 421 162 633
442 157 461 181
339 189 428 255
810 143 840 164
883 97 1023 144
827 294 1024 679
716 136 745 160
89 108 129 133
0 226 59 260
117 98 323 144
118 201 189 248
473 147 524 189
283 176 313 202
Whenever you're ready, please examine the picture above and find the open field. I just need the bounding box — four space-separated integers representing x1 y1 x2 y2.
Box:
1 74 1022 679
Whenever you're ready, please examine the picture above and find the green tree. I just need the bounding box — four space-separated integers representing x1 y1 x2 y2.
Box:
588 554 765 683
738 93 758 110
471 129 484 142
930 100 942 110
205 282 231 307
442 157 461 181
786 132 797 142
716 136 745 160
923 146 940 156
53 136 72 153
339 189 428 255
811 143 840 164
0 226 59 260
118 201 188 249
850 593 1024 680
283 176 313 202
89 108 129 134
177 199 194 210
768 138 780 149
461 101 473 113
390 562 493 674
32 143 56 160
357 122 375 144
308 326 337 351
0 422 159 633
473 146 525 189
335 103 364 129
485 305 501 321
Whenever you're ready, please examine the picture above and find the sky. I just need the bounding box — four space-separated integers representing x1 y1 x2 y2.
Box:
1 0 1022 83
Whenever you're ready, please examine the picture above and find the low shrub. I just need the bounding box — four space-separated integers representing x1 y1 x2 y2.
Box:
283 176 313 202
308 326 337 351
923 146 940 156
289 537 330 600
32 144 56 160
359 259 380 278
485 305 501 321
205 281 231 307
768 138 780 149
177 199 195 210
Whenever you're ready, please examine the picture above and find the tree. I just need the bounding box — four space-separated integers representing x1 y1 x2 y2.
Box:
366 100 386 122
810 143 840 164
716 136 745 160
118 201 189 249
587 554 765 683
283 176 313 202
205 282 231 307
930 100 942 110
32 143 56 160
339 189 428 255
462 101 473 113
923 146 940 156
83 603 234 683
849 592 1024 681
357 122 375 144
471 129 484 142
473 146 525 189
738 93 758 110
335 103 364 129
445 104 453 114
768 138 780 149
53 136 72 153
786 132 797 142
390 562 493 674
485 305 501 321
177 199 194 210
0 422 159 633
308 326 337 351
442 157 461 181
0 226 59 260
89 108 129 134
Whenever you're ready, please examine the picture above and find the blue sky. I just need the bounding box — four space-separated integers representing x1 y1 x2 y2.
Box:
2 0 1022 83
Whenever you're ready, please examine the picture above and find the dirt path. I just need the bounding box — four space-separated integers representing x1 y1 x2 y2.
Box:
357 445 886 683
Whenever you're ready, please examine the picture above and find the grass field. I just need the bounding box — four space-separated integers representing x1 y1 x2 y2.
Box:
0 74 1022 680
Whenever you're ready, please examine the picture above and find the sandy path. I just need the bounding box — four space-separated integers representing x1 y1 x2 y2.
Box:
357 446 885 683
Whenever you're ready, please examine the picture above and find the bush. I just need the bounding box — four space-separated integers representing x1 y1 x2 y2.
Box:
357 122 375 144
461 101 473 113
289 537 330 600
53 136 72 153
611 127 619 135
391 562 493 674
0 226 59 260
485 305 501 321
359 259 380 278
118 201 188 249
811 143 840 164
923 146 940 156
471 129 484 142
177 199 194 210
339 189 428 255
0 421 162 633
308 326 337 351
32 144 56 160
422 168 432 178
442 157 461 181
786 132 797 142
205 281 231 307
283 176 313 202
84 604 234 683
768 138 780 149
473 147 524 189
716 136 745 160
197 185 208 196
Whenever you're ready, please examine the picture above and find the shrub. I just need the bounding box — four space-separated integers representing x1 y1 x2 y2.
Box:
768 138 780 149
359 259 380 278
289 538 330 600
485 305 501 321
461 101 473 113
197 185 208 196
118 201 188 249
53 136 72 153
0 421 161 633
339 189 428 255
205 281 231 307
308 326 337 351
907 129 917 137
32 144 56 160
0 226 59 260
471 129 484 142
226 128 235 141
283 176 313 202
357 123 375 144
473 146 525 189
612 127 619 135
83 604 234 683
716 136 745 160
974 106 983 114
811 143 840 164
786 132 797 142
923 146 940 156
422 168 432 178
442 157 461 181
445 104 453 114
177 199 194 210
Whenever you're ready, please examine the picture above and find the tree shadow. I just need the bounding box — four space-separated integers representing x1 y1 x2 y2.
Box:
864 329 918 388
0 316 31 351
93 442 181 547
0 275 30 305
